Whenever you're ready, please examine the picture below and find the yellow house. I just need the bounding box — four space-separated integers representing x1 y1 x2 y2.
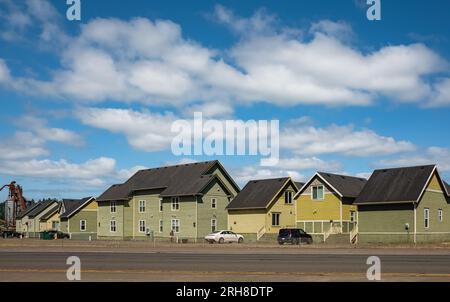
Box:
39 204 61 231
227 177 302 241
295 172 367 242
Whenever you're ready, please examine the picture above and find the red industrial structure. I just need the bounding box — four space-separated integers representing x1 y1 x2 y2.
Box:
1 181 27 230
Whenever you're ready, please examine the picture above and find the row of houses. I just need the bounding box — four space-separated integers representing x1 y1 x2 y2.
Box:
15 160 450 244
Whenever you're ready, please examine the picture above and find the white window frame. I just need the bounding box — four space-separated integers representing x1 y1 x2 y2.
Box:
159 198 163 212
138 220 146 233
159 220 163 233
438 209 443 223
211 218 217 232
272 213 280 226
350 211 356 223
424 208 430 229
171 197 180 211
211 198 217 209
110 201 117 213
285 191 293 204
80 220 86 232
311 185 325 201
171 219 180 233
138 200 146 213
110 220 117 233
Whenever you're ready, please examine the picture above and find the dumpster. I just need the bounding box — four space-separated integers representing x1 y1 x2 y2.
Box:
41 231 52 240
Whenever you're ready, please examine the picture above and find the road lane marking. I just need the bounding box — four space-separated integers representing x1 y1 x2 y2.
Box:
1 268 450 278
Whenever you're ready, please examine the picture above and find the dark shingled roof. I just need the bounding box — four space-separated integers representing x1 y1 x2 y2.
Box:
227 177 294 210
445 181 450 196
60 197 93 219
98 160 239 201
294 182 305 190
16 202 41 219
355 165 436 205
18 200 57 219
317 172 367 198
39 204 60 221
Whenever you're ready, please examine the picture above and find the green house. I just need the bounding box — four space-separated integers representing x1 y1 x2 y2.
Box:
59 197 97 240
355 165 450 244
96 160 240 241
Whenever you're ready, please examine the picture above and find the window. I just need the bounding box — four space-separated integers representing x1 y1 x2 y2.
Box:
171 219 180 233
272 213 280 226
159 220 163 233
211 219 217 232
138 200 146 213
110 201 116 213
350 211 356 223
138 220 146 233
424 208 430 229
80 220 86 231
438 209 443 223
211 198 217 209
110 220 116 233
171 197 180 211
285 191 293 204
159 198 163 212
312 185 325 200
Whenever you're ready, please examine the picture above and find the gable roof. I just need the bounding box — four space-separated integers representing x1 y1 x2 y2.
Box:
354 165 441 205
97 160 239 201
60 197 94 219
16 202 41 219
39 204 60 222
295 172 367 199
445 181 450 197
18 200 57 219
227 177 298 210
294 182 305 191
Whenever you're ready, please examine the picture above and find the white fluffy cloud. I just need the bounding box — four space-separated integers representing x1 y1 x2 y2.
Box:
376 147 450 172
281 124 416 157
233 165 306 186
0 156 147 189
0 157 116 179
1 4 449 108
76 107 176 152
0 131 49 160
19 115 84 146
0 59 11 83
76 107 417 160
274 157 342 172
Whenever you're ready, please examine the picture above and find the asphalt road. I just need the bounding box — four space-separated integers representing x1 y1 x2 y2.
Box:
1 251 450 281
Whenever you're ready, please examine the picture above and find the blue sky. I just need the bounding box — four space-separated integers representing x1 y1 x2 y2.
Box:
1 0 450 200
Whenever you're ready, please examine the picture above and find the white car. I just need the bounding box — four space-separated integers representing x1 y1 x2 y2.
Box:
204 230 244 244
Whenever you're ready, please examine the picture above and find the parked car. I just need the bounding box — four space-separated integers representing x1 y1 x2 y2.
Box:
277 228 313 245
42 230 70 239
205 230 244 244
1 230 22 238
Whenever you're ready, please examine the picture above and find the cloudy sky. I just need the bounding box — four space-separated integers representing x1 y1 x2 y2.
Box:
1 0 449 199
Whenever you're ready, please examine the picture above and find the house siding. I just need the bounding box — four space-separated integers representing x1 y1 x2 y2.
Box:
357 172 450 243
67 200 98 240
97 200 127 239
296 177 356 236
415 177 450 242
358 204 415 243
228 210 266 234
19 202 59 238
227 181 297 239
197 181 230 239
